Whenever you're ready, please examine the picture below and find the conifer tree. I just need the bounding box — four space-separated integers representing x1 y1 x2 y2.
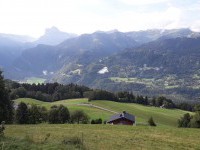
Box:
0 71 13 123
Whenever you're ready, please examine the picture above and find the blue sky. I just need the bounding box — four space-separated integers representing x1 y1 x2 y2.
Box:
0 0 200 37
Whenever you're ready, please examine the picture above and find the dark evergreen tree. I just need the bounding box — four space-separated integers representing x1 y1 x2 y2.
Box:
0 71 13 123
48 106 59 124
190 111 200 128
148 117 157 126
15 102 29 124
151 97 156 106
91 119 95 124
91 118 102 124
178 113 191 128
28 105 41 124
71 110 89 124
190 107 200 128
144 96 149 105
48 105 70 124
58 105 70 123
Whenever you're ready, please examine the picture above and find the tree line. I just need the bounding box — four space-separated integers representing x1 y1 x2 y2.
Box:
6 80 90 102
15 102 90 124
6 79 178 110
87 90 195 111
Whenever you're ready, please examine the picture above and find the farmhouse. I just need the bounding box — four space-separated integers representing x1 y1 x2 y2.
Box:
107 111 135 125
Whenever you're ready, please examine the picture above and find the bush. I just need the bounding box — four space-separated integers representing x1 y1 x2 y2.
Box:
148 117 156 126
71 110 89 124
48 105 70 124
0 121 5 136
91 118 102 124
190 111 200 128
178 113 191 128
15 102 29 124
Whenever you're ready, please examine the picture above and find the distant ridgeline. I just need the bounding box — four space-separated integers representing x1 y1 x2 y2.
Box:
5 80 196 112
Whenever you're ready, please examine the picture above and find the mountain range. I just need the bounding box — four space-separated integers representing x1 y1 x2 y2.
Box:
1 27 200 102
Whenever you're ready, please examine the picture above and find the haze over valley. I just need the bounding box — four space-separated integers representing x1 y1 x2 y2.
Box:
0 27 200 102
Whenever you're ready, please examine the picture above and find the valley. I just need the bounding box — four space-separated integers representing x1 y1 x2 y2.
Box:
1 28 200 103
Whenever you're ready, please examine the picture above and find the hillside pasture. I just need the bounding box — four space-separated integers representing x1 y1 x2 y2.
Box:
14 98 192 127
2 124 200 150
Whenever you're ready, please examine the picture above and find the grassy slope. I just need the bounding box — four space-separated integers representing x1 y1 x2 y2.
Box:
14 98 112 120
19 77 46 84
3 124 200 150
14 98 192 127
90 100 191 127
10 98 199 149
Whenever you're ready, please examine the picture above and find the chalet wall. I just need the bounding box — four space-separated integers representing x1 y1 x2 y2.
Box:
109 118 134 125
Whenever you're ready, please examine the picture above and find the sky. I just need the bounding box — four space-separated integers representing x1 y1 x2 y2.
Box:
0 0 200 38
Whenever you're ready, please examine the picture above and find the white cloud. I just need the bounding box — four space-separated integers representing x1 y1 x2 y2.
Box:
118 0 169 5
191 21 200 32
109 6 182 31
0 0 199 37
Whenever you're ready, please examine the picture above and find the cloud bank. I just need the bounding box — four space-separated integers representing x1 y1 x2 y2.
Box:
0 0 199 37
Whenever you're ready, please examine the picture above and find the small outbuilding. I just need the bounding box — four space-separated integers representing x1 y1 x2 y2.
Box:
107 111 135 125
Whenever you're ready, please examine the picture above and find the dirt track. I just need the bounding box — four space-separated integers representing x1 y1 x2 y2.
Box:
77 103 118 114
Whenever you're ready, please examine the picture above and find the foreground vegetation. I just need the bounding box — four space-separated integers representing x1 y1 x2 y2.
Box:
1 124 200 150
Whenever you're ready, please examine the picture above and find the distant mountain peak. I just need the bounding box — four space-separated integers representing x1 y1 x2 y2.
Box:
35 26 77 45
106 29 119 33
45 26 62 34
94 29 120 34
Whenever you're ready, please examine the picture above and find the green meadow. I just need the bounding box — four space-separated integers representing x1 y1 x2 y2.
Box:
2 124 200 150
19 77 46 84
6 98 198 150
14 98 192 127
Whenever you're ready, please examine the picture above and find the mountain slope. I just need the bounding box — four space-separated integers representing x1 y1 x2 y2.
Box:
10 31 138 79
126 28 200 44
0 36 31 68
65 37 200 101
3 28 200 101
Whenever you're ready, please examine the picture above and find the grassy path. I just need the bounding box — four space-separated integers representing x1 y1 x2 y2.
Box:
77 103 119 114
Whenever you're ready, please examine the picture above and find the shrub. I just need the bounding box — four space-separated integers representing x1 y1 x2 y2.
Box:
148 117 156 126
0 121 5 136
190 111 200 128
48 105 70 124
71 110 89 124
91 118 102 124
15 102 29 124
178 113 191 128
